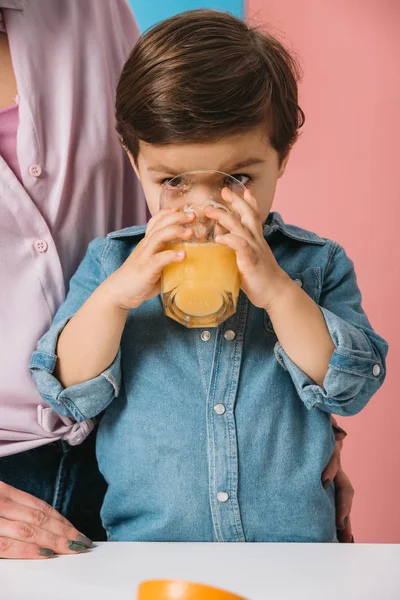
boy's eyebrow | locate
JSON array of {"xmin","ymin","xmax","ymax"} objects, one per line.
[
  {"xmin": 147, "ymin": 164, "xmax": 181, "ymax": 175},
  {"xmin": 148, "ymin": 158, "xmax": 265, "ymax": 175},
  {"xmin": 223, "ymin": 158, "xmax": 266, "ymax": 172}
]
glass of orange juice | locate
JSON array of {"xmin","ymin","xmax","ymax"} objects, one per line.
[{"xmin": 160, "ymin": 170, "xmax": 245, "ymax": 328}]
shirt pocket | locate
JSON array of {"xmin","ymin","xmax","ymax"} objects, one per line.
[{"xmin": 264, "ymin": 267, "xmax": 322, "ymax": 334}]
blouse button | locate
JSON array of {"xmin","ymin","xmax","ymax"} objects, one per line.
[
  {"xmin": 34, "ymin": 239, "xmax": 48, "ymax": 253},
  {"xmin": 29, "ymin": 164, "xmax": 42, "ymax": 178}
]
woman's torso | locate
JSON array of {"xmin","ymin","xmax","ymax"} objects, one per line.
[{"xmin": 0, "ymin": 0, "xmax": 145, "ymax": 456}]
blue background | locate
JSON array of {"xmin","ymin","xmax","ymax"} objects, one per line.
[{"xmin": 129, "ymin": 0, "xmax": 243, "ymax": 32}]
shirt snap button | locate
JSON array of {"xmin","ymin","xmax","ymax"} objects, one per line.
[
  {"xmin": 200, "ymin": 331, "xmax": 211, "ymax": 342},
  {"xmin": 294, "ymin": 278, "xmax": 303, "ymax": 288},
  {"xmin": 214, "ymin": 404, "xmax": 226, "ymax": 416},
  {"xmin": 29, "ymin": 163, "xmax": 42, "ymax": 178},
  {"xmin": 224, "ymin": 330, "xmax": 236, "ymax": 341},
  {"xmin": 34, "ymin": 239, "xmax": 48, "ymax": 253},
  {"xmin": 217, "ymin": 491, "xmax": 229, "ymax": 503},
  {"xmin": 372, "ymin": 364, "xmax": 381, "ymax": 377}
]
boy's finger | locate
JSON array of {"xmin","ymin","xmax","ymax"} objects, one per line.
[
  {"xmin": 224, "ymin": 185, "xmax": 260, "ymax": 213},
  {"xmin": 152, "ymin": 249, "xmax": 186, "ymax": 271},
  {"xmin": 220, "ymin": 189, "xmax": 263, "ymax": 237},
  {"xmin": 244, "ymin": 188, "xmax": 260, "ymax": 213},
  {"xmin": 147, "ymin": 209, "xmax": 195, "ymax": 237},
  {"xmin": 142, "ymin": 250, "xmax": 186, "ymax": 286},
  {"xmin": 215, "ymin": 233, "xmax": 255, "ymax": 265},
  {"xmin": 145, "ymin": 225, "xmax": 193, "ymax": 255},
  {"xmin": 222, "ymin": 186, "xmax": 260, "ymax": 219},
  {"xmin": 146, "ymin": 208, "xmax": 179, "ymax": 234},
  {"xmin": 205, "ymin": 206, "xmax": 254, "ymax": 242}
]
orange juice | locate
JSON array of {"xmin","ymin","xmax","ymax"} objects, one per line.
[
  {"xmin": 138, "ymin": 580, "xmax": 247, "ymax": 599},
  {"xmin": 162, "ymin": 242, "xmax": 240, "ymax": 328}
]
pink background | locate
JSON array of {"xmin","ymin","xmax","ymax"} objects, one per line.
[{"xmin": 246, "ymin": 0, "xmax": 400, "ymax": 542}]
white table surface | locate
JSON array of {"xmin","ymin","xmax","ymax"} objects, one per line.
[{"xmin": 1, "ymin": 542, "xmax": 400, "ymax": 600}]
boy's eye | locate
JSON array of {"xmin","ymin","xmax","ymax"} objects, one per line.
[
  {"xmin": 161, "ymin": 173, "xmax": 252, "ymax": 190},
  {"xmin": 161, "ymin": 177, "xmax": 184, "ymax": 188},
  {"xmin": 229, "ymin": 174, "xmax": 251, "ymax": 186}
]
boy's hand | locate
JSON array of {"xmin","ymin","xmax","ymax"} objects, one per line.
[
  {"xmin": 104, "ymin": 208, "xmax": 195, "ymax": 311},
  {"xmin": 55, "ymin": 208, "xmax": 195, "ymax": 388},
  {"xmin": 206, "ymin": 188, "xmax": 290, "ymax": 310}
]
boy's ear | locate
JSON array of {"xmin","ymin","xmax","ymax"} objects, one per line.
[{"xmin": 278, "ymin": 152, "xmax": 291, "ymax": 178}]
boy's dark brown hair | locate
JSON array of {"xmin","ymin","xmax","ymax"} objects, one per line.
[{"xmin": 116, "ymin": 9, "xmax": 304, "ymax": 163}]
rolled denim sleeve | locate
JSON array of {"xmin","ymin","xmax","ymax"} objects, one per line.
[
  {"xmin": 275, "ymin": 243, "xmax": 388, "ymax": 415},
  {"xmin": 30, "ymin": 237, "xmax": 121, "ymax": 422}
]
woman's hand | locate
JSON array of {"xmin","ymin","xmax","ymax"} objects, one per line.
[
  {"xmin": 0, "ymin": 481, "xmax": 92, "ymax": 559},
  {"xmin": 321, "ymin": 422, "xmax": 355, "ymax": 543}
]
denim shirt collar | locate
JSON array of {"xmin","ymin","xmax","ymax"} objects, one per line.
[
  {"xmin": 108, "ymin": 224, "xmax": 147, "ymax": 239},
  {"xmin": 263, "ymin": 212, "xmax": 326, "ymax": 245},
  {"xmin": 107, "ymin": 212, "xmax": 326, "ymax": 246}
]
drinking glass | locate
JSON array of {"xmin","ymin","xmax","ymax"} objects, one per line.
[{"xmin": 160, "ymin": 170, "xmax": 245, "ymax": 328}]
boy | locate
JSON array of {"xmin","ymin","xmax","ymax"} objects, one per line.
[{"xmin": 31, "ymin": 10, "xmax": 387, "ymax": 543}]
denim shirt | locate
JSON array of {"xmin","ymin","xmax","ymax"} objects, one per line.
[{"xmin": 31, "ymin": 212, "xmax": 388, "ymax": 543}]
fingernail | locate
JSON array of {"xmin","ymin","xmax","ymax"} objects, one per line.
[
  {"xmin": 323, "ymin": 478, "xmax": 332, "ymax": 490},
  {"xmin": 67, "ymin": 541, "xmax": 87, "ymax": 552},
  {"xmin": 39, "ymin": 548, "xmax": 55, "ymax": 557},
  {"xmin": 351, "ymin": 535, "xmax": 355, "ymax": 543},
  {"xmin": 338, "ymin": 516, "xmax": 349, "ymax": 531},
  {"xmin": 332, "ymin": 424, "xmax": 348, "ymax": 437},
  {"xmin": 76, "ymin": 534, "xmax": 93, "ymax": 548}
]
